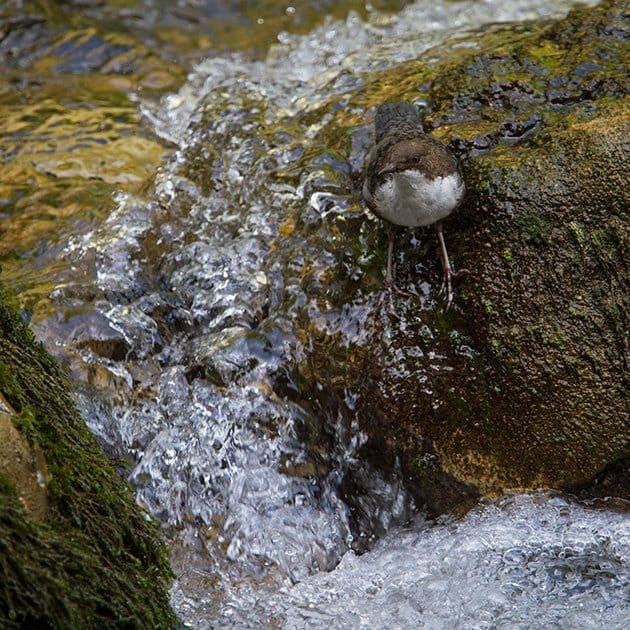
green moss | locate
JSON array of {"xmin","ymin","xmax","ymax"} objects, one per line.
[
  {"xmin": 10, "ymin": 408, "xmax": 37, "ymax": 444},
  {"xmin": 515, "ymin": 210, "xmax": 551, "ymax": 247},
  {"xmin": 413, "ymin": 453, "xmax": 439, "ymax": 479},
  {"xmin": 527, "ymin": 322, "xmax": 568, "ymax": 349},
  {"xmin": 0, "ymin": 473, "xmax": 19, "ymax": 497},
  {"xmin": 0, "ymin": 284, "xmax": 177, "ymax": 628}
]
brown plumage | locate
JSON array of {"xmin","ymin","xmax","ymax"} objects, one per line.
[{"xmin": 363, "ymin": 102, "xmax": 465, "ymax": 307}]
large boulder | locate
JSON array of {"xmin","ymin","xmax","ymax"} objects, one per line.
[{"xmin": 297, "ymin": 0, "xmax": 628, "ymax": 507}]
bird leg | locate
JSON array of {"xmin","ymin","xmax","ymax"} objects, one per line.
[
  {"xmin": 383, "ymin": 226, "xmax": 414, "ymax": 298},
  {"xmin": 380, "ymin": 228, "xmax": 399, "ymax": 316},
  {"xmin": 386, "ymin": 226, "xmax": 395, "ymax": 285},
  {"xmin": 378, "ymin": 226, "xmax": 413, "ymax": 319},
  {"xmin": 434, "ymin": 221, "xmax": 454, "ymax": 309}
]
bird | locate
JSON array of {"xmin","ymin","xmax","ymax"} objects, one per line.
[{"xmin": 362, "ymin": 101, "xmax": 465, "ymax": 308}]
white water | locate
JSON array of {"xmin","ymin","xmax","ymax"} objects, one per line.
[
  {"xmin": 46, "ymin": 0, "xmax": 629, "ymax": 628},
  {"xmin": 274, "ymin": 494, "xmax": 629, "ymax": 630}
]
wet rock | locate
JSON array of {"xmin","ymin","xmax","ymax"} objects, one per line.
[
  {"xmin": 570, "ymin": 456, "xmax": 630, "ymax": 505},
  {"xmin": 0, "ymin": 394, "xmax": 49, "ymax": 520},
  {"xmin": 35, "ymin": 309, "xmax": 131, "ymax": 361},
  {"xmin": 0, "ymin": 285, "xmax": 176, "ymax": 627},
  {"xmin": 301, "ymin": 0, "xmax": 629, "ymax": 504}
]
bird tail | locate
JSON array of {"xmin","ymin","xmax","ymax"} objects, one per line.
[{"xmin": 374, "ymin": 102, "xmax": 423, "ymax": 143}]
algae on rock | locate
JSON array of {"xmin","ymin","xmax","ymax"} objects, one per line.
[
  {"xmin": 0, "ymin": 285, "xmax": 176, "ymax": 628},
  {"xmin": 295, "ymin": 0, "xmax": 629, "ymax": 504}
]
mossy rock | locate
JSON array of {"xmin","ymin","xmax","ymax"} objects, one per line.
[
  {"xmin": 293, "ymin": 0, "xmax": 629, "ymax": 506},
  {"xmin": 0, "ymin": 286, "xmax": 176, "ymax": 628}
]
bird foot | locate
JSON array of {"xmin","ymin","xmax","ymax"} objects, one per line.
[
  {"xmin": 438, "ymin": 271, "xmax": 454, "ymax": 310},
  {"xmin": 438, "ymin": 268, "xmax": 470, "ymax": 310},
  {"xmin": 384, "ymin": 277, "xmax": 415, "ymax": 297},
  {"xmin": 378, "ymin": 284, "xmax": 400, "ymax": 319},
  {"xmin": 378, "ymin": 277, "xmax": 416, "ymax": 320}
]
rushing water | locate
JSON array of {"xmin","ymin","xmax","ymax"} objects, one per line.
[
  {"xmin": 29, "ymin": 0, "xmax": 629, "ymax": 627},
  {"xmin": 269, "ymin": 494, "xmax": 629, "ymax": 629}
]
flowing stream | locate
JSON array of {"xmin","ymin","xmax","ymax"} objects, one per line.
[{"xmin": 28, "ymin": 0, "xmax": 628, "ymax": 627}]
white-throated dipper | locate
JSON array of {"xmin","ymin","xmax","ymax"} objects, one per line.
[{"xmin": 362, "ymin": 101, "xmax": 465, "ymax": 308}]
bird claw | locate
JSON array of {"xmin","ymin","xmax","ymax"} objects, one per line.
[
  {"xmin": 378, "ymin": 283, "xmax": 401, "ymax": 319},
  {"xmin": 379, "ymin": 278, "xmax": 415, "ymax": 320},
  {"xmin": 384, "ymin": 277, "xmax": 415, "ymax": 298},
  {"xmin": 439, "ymin": 270, "xmax": 454, "ymax": 310},
  {"xmin": 438, "ymin": 268, "xmax": 469, "ymax": 310}
]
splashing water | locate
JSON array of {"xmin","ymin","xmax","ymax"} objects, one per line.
[
  {"xmin": 42, "ymin": 0, "xmax": 626, "ymax": 627},
  {"xmin": 271, "ymin": 494, "xmax": 629, "ymax": 630}
]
